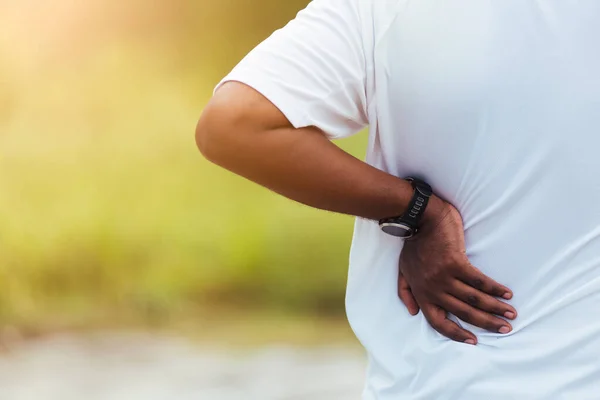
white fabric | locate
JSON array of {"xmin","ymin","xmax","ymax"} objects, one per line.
[{"xmin": 217, "ymin": 1, "xmax": 600, "ymax": 398}]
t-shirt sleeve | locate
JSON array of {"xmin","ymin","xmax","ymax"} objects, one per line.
[{"xmin": 215, "ymin": 0, "xmax": 369, "ymax": 140}]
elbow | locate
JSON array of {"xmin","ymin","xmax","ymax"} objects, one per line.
[
  {"xmin": 195, "ymin": 92, "xmax": 247, "ymax": 165},
  {"xmin": 195, "ymin": 111, "xmax": 216, "ymax": 162},
  {"xmin": 195, "ymin": 104, "xmax": 229, "ymax": 164},
  {"xmin": 196, "ymin": 82, "xmax": 269, "ymax": 165}
]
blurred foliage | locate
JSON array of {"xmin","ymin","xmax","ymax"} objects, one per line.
[{"xmin": 0, "ymin": 0, "xmax": 367, "ymax": 332}]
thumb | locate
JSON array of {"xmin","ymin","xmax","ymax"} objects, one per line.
[{"xmin": 398, "ymin": 272, "xmax": 420, "ymax": 316}]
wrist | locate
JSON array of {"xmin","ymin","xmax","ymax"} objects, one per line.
[
  {"xmin": 420, "ymin": 195, "xmax": 451, "ymax": 235},
  {"xmin": 380, "ymin": 177, "xmax": 437, "ymax": 238}
]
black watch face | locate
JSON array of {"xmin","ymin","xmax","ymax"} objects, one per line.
[{"xmin": 380, "ymin": 222, "xmax": 414, "ymax": 238}]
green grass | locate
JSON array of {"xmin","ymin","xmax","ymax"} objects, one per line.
[{"xmin": 0, "ymin": 39, "xmax": 368, "ymax": 335}]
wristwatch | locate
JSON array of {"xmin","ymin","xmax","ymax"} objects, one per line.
[{"xmin": 379, "ymin": 177, "xmax": 433, "ymax": 239}]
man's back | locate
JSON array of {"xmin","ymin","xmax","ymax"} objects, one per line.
[
  {"xmin": 202, "ymin": 0, "xmax": 600, "ymax": 398},
  {"xmin": 351, "ymin": 1, "xmax": 600, "ymax": 398}
]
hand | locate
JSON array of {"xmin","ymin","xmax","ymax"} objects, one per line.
[{"xmin": 398, "ymin": 196, "xmax": 517, "ymax": 345}]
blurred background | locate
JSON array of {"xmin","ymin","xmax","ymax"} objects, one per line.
[{"xmin": 0, "ymin": 0, "xmax": 368, "ymax": 398}]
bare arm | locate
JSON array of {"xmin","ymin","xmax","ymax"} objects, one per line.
[
  {"xmin": 196, "ymin": 82, "xmax": 517, "ymax": 344},
  {"xmin": 196, "ymin": 82, "xmax": 427, "ymax": 221}
]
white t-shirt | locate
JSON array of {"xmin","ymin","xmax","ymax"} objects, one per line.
[{"xmin": 218, "ymin": 1, "xmax": 600, "ymax": 398}]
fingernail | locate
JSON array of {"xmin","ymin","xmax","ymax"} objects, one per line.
[
  {"xmin": 504, "ymin": 311, "xmax": 516, "ymax": 319},
  {"xmin": 503, "ymin": 292, "xmax": 512, "ymax": 300},
  {"xmin": 464, "ymin": 339, "xmax": 477, "ymax": 345},
  {"xmin": 499, "ymin": 326, "xmax": 511, "ymax": 334}
]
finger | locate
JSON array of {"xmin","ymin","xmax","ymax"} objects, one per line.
[
  {"xmin": 398, "ymin": 272, "xmax": 420, "ymax": 315},
  {"xmin": 441, "ymin": 294, "xmax": 513, "ymax": 334},
  {"xmin": 422, "ymin": 304, "xmax": 477, "ymax": 345},
  {"xmin": 450, "ymin": 281, "xmax": 517, "ymax": 320},
  {"xmin": 459, "ymin": 264, "xmax": 513, "ymax": 299}
]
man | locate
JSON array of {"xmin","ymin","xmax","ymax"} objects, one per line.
[{"xmin": 196, "ymin": 1, "xmax": 600, "ymax": 398}]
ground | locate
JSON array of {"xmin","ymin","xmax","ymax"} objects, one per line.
[{"xmin": 0, "ymin": 333, "xmax": 366, "ymax": 400}]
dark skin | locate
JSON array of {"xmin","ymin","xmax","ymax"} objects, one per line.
[
  {"xmin": 398, "ymin": 203, "xmax": 516, "ymax": 344},
  {"xmin": 196, "ymin": 82, "xmax": 517, "ymax": 345}
]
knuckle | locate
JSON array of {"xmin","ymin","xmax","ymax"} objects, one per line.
[
  {"xmin": 466, "ymin": 294, "xmax": 480, "ymax": 307},
  {"xmin": 422, "ymin": 270, "xmax": 442, "ymax": 286},
  {"xmin": 471, "ymin": 277, "xmax": 485, "ymax": 290},
  {"xmin": 447, "ymin": 263, "xmax": 463, "ymax": 275},
  {"xmin": 449, "ymin": 254, "xmax": 466, "ymax": 268}
]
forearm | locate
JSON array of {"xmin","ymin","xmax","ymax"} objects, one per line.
[
  {"xmin": 196, "ymin": 82, "xmax": 443, "ymax": 222},
  {"xmin": 204, "ymin": 125, "xmax": 409, "ymax": 221}
]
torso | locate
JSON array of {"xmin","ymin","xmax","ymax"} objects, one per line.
[{"xmin": 349, "ymin": 2, "xmax": 600, "ymax": 398}]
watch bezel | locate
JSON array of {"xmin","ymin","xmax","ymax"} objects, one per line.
[{"xmin": 380, "ymin": 221, "xmax": 415, "ymax": 239}]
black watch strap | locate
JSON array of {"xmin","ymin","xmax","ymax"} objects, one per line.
[{"xmin": 379, "ymin": 177, "xmax": 433, "ymax": 238}]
